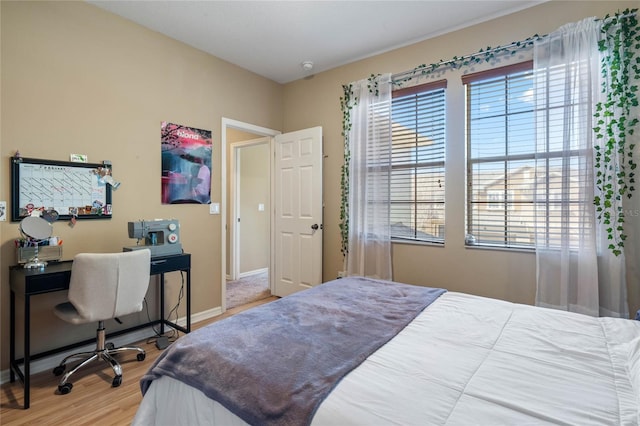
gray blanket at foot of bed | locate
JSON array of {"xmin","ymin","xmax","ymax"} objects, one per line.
[{"xmin": 140, "ymin": 277, "xmax": 446, "ymax": 426}]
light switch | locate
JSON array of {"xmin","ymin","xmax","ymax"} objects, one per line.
[
  {"xmin": 209, "ymin": 203, "xmax": 220, "ymax": 215},
  {"xmin": 258, "ymin": 203, "xmax": 265, "ymax": 212}
]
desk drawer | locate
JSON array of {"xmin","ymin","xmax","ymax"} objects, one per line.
[
  {"xmin": 150, "ymin": 253, "xmax": 190, "ymax": 275},
  {"xmin": 10, "ymin": 262, "xmax": 73, "ymax": 295},
  {"xmin": 28, "ymin": 272, "xmax": 71, "ymax": 294}
]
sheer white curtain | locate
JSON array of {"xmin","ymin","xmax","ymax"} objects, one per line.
[
  {"xmin": 345, "ymin": 74, "xmax": 393, "ymax": 280},
  {"xmin": 533, "ymin": 18, "xmax": 627, "ymax": 317}
]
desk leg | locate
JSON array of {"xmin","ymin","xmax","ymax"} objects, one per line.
[
  {"xmin": 23, "ymin": 294, "xmax": 31, "ymax": 409},
  {"xmin": 159, "ymin": 273, "xmax": 165, "ymax": 335},
  {"xmin": 10, "ymin": 290, "xmax": 15, "ymax": 383},
  {"xmin": 186, "ymin": 269, "xmax": 191, "ymax": 333}
]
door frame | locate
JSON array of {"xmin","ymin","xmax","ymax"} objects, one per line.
[
  {"xmin": 221, "ymin": 118, "xmax": 280, "ymax": 312},
  {"xmin": 229, "ymin": 137, "xmax": 270, "ymax": 282}
]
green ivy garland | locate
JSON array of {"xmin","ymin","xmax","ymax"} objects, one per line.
[
  {"xmin": 394, "ymin": 36, "xmax": 540, "ymax": 86},
  {"xmin": 593, "ymin": 8, "xmax": 639, "ymax": 257},
  {"xmin": 339, "ymin": 82, "xmax": 355, "ymax": 256}
]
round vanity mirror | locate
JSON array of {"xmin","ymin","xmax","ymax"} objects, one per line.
[{"xmin": 19, "ymin": 215, "xmax": 53, "ymax": 269}]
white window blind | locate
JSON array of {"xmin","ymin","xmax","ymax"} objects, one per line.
[
  {"xmin": 464, "ymin": 62, "xmax": 537, "ymax": 248},
  {"xmin": 391, "ymin": 80, "xmax": 446, "ymax": 243}
]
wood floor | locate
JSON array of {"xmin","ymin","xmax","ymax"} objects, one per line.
[{"xmin": 0, "ymin": 296, "xmax": 278, "ymax": 425}]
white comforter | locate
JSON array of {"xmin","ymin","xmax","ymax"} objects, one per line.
[{"xmin": 134, "ymin": 292, "xmax": 640, "ymax": 425}]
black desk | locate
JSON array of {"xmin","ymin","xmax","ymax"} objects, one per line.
[{"xmin": 9, "ymin": 252, "xmax": 191, "ymax": 409}]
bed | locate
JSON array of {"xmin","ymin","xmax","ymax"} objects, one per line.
[{"xmin": 133, "ymin": 277, "xmax": 640, "ymax": 425}]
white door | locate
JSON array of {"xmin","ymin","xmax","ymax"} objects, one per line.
[{"xmin": 273, "ymin": 127, "xmax": 323, "ymax": 297}]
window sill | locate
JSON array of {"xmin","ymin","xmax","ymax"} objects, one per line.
[
  {"xmin": 464, "ymin": 244, "xmax": 535, "ymax": 254},
  {"xmin": 391, "ymin": 239, "xmax": 444, "ymax": 248}
]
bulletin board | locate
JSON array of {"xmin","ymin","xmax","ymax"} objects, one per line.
[{"xmin": 10, "ymin": 157, "xmax": 113, "ymax": 222}]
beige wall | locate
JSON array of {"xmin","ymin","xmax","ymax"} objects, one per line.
[
  {"xmin": 239, "ymin": 143, "xmax": 270, "ymax": 273},
  {"xmin": 0, "ymin": 1, "xmax": 283, "ymax": 369},
  {"xmin": 282, "ymin": 0, "xmax": 640, "ymax": 314}
]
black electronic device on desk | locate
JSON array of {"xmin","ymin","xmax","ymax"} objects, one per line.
[{"xmin": 124, "ymin": 219, "xmax": 182, "ymax": 257}]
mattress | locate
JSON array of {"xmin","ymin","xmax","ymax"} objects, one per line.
[{"xmin": 133, "ymin": 291, "xmax": 640, "ymax": 425}]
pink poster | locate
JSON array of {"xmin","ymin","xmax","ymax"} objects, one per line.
[{"xmin": 161, "ymin": 122, "xmax": 212, "ymax": 204}]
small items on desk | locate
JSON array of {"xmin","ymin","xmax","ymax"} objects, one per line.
[
  {"xmin": 15, "ymin": 236, "xmax": 62, "ymax": 247},
  {"xmin": 16, "ymin": 214, "xmax": 62, "ymax": 268},
  {"xmin": 15, "ymin": 240, "xmax": 63, "ymax": 266}
]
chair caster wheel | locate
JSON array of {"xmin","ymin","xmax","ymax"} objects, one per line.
[
  {"xmin": 137, "ymin": 353, "xmax": 146, "ymax": 361},
  {"xmin": 58, "ymin": 383, "xmax": 73, "ymax": 394},
  {"xmin": 106, "ymin": 342, "xmax": 115, "ymax": 350},
  {"xmin": 112, "ymin": 375, "xmax": 122, "ymax": 387},
  {"xmin": 53, "ymin": 365, "xmax": 65, "ymax": 376}
]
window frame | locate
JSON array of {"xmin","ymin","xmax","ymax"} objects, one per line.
[
  {"xmin": 390, "ymin": 79, "xmax": 447, "ymax": 244},
  {"xmin": 463, "ymin": 61, "xmax": 537, "ymax": 249}
]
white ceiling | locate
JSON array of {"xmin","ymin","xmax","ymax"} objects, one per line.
[{"xmin": 88, "ymin": 0, "xmax": 546, "ymax": 84}]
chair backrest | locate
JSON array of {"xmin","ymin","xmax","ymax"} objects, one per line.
[{"xmin": 68, "ymin": 250, "xmax": 151, "ymax": 322}]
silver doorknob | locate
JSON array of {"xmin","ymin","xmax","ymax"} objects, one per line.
[{"xmin": 311, "ymin": 224, "xmax": 323, "ymax": 230}]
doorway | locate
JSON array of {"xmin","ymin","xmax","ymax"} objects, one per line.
[
  {"xmin": 221, "ymin": 118, "xmax": 280, "ymax": 312},
  {"xmin": 221, "ymin": 119, "xmax": 324, "ymax": 310},
  {"xmin": 229, "ymin": 138, "xmax": 269, "ymax": 280}
]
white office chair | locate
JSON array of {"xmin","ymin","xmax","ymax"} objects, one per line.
[{"xmin": 52, "ymin": 249, "xmax": 151, "ymax": 395}]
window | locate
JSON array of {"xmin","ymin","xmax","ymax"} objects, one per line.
[
  {"xmin": 390, "ymin": 81, "xmax": 446, "ymax": 243},
  {"xmin": 465, "ymin": 60, "xmax": 592, "ymax": 250},
  {"xmin": 464, "ymin": 62, "xmax": 536, "ymax": 248}
]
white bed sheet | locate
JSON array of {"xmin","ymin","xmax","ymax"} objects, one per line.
[{"xmin": 133, "ymin": 292, "xmax": 640, "ymax": 425}]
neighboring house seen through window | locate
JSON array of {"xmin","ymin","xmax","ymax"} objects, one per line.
[
  {"xmin": 390, "ymin": 80, "xmax": 446, "ymax": 243},
  {"xmin": 464, "ymin": 62, "xmax": 537, "ymax": 249}
]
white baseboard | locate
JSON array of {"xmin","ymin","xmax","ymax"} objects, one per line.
[
  {"xmin": 237, "ymin": 267, "xmax": 268, "ymax": 279},
  {"xmin": 0, "ymin": 307, "xmax": 223, "ymax": 385},
  {"xmin": 190, "ymin": 306, "xmax": 222, "ymax": 324}
]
